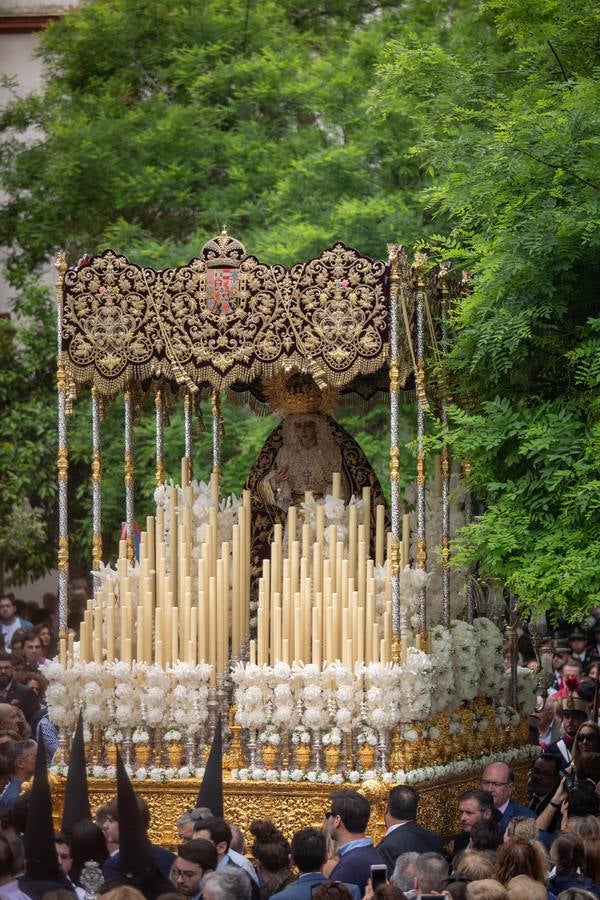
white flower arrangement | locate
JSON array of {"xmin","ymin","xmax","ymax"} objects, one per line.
[
  {"xmin": 473, "ymin": 617, "xmax": 505, "ymax": 699},
  {"xmin": 259, "ymin": 725, "xmax": 281, "ymax": 746},
  {"xmin": 322, "ymin": 726, "xmax": 343, "ymax": 746},
  {"xmin": 164, "ymin": 727, "xmax": 182, "ymax": 742},
  {"xmin": 105, "ymin": 726, "xmax": 123, "ymax": 743},
  {"xmin": 291, "ymin": 726, "xmax": 311, "ymax": 745},
  {"xmin": 399, "ymin": 647, "xmax": 434, "ymax": 722},
  {"xmin": 232, "ymin": 662, "xmax": 270, "ymax": 730},
  {"xmin": 428, "ymin": 625, "xmax": 455, "ymax": 713},
  {"xmin": 361, "ymin": 662, "xmax": 402, "ymax": 730},
  {"xmin": 356, "ymin": 726, "xmax": 378, "ymax": 746},
  {"xmin": 505, "ymin": 666, "xmax": 538, "ymax": 715},
  {"xmin": 450, "ymin": 620, "xmax": 480, "ymax": 704},
  {"xmin": 132, "ymin": 726, "xmax": 150, "ymax": 744}
]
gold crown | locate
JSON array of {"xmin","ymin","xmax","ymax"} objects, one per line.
[
  {"xmin": 262, "ymin": 372, "xmax": 338, "ymax": 417},
  {"xmin": 201, "ymin": 227, "xmax": 247, "ymax": 267}
]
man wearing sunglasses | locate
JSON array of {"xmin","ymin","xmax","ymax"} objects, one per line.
[{"xmin": 324, "ymin": 791, "xmax": 384, "ymax": 896}]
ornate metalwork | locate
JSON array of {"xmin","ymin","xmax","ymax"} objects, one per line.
[
  {"xmin": 56, "ymin": 253, "xmax": 68, "ymax": 632},
  {"xmin": 387, "ymin": 244, "xmax": 401, "ymax": 641},
  {"xmin": 60, "ymin": 237, "xmax": 399, "ymax": 398},
  {"xmin": 184, "ymin": 391, "xmax": 193, "ymax": 473},
  {"xmin": 414, "ymin": 256, "xmax": 427, "ymax": 634},
  {"xmin": 212, "ymin": 390, "xmax": 221, "ymax": 475},
  {"xmin": 124, "ymin": 391, "xmax": 135, "ymax": 561},
  {"xmin": 91, "ymin": 389, "xmax": 102, "ymax": 580},
  {"xmin": 155, "ymin": 389, "xmax": 165, "ymax": 485}
]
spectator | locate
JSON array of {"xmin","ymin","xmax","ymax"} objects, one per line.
[
  {"xmin": 249, "ymin": 820, "xmax": 294, "ymax": 898},
  {"xmin": 0, "ymin": 833, "xmax": 29, "ymax": 900},
  {"xmin": 481, "ymin": 763, "xmax": 535, "ymax": 834},
  {"xmin": 202, "ymin": 867, "xmax": 252, "ymax": 900},
  {"xmin": 466, "ymin": 880, "xmax": 507, "ymax": 900},
  {"xmin": 325, "ymin": 791, "xmax": 383, "ymax": 895},
  {"xmin": 453, "ymin": 850, "xmax": 495, "ymax": 882},
  {"xmin": 271, "ymin": 827, "xmax": 360, "ymax": 900},
  {"xmin": 505, "ymin": 875, "xmax": 547, "ymax": 900},
  {"xmin": 22, "ymin": 635, "xmax": 44, "ymax": 670},
  {"xmin": 0, "ymin": 655, "xmax": 39, "ymax": 724},
  {"xmin": 376, "ymin": 786, "xmax": 443, "ymax": 877},
  {"xmin": 176, "ymin": 808, "xmax": 212, "ymax": 844},
  {"xmin": 414, "ymin": 853, "xmax": 448, "ymax": 897},
  {"xmin": 469, "ymin": 820, "xmax": 502, "ymax": 852},
  {"xmin": 548, "ymin": 833, "xmax": 600, "ymax": 898},
  {"xmin": 492, "ymin": 837, "xmax": 548, "ymax": 889},
  {"xmin": 311, "ymin": 885, "xmax": 353, "ymax": 900},
  {"xmin": 391, "ymin": 851, "xmax": 418, "ymax": 896},
  {"xmin": 171, "ymin": 837, "xmax": 217, "ymax": 898},
  {"xmin": 452, "ymin": 790, "xmax": 495, "ymax": 856},
  {"xmin": 193, "ymin": 816, "xmax": 259, "ymax": 898},
  {"xmin": 583, "ymin": 835, "xmax": 600, "ymax": 887},
  {"xmin": 0, "ymin": 598, "xmax": 32, "ymax": 650},
  {"xmin": 100, "ymin": 795, "xmax": 175, "ymax": 882},
  {"xmin": 0, "ymin": 740, "xmax": 36, "ymax": 808}
]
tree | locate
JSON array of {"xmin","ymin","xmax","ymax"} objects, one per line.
[
  {"xmin": 0, "ymin": 0, "xmax": 423, "ymax": 580},
  {"xmin": 373, "ymin": 0, "xmax": 600, "ymax": 620}
]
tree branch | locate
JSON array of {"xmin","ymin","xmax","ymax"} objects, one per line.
[{"xmin": 514, "ymin": 145, "xmax": 600, "ymax": 192}]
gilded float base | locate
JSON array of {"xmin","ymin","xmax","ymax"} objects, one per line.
[{"xmin": 51, "ymin": 758, "xmax": 531, "ymax": 849}]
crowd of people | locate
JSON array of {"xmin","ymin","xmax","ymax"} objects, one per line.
[{"xmin": 1, "ymin": 589, "xmax": 600, "ymax": 900}]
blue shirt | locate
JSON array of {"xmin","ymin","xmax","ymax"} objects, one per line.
[{"xmin": 339, "ymin": 837, "xmax": 374, "ymax": 856}]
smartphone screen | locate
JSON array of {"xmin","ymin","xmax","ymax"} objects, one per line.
[{"xmin": 371, "ymin": 864, "xmax": 388, "ymax": 888}]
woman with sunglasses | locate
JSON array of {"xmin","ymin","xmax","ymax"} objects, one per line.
[{"xmin": 573, "ymin": 723, "xmax": 600, "ymax": 769}]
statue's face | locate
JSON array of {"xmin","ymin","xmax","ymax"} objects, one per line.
[{"xmin": 295, "ymin": 417, "xmax": 317, "ymax": 449}]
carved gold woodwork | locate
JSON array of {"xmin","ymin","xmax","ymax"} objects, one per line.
[{"xmin": 50, "ymin": 758, "xmax": 532, "ymax": 850}]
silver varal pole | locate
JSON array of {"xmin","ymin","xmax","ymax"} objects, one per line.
[
  {"xmin": 155, "ymin": 389, "xmax": 165, "ymax": 485},
  {"xmin": 124, "ymin": 390, "xmax": 135, "ymax": 561},
  {"xmin": 415, "ymin": 254, "xmax": 427, "ymax": 636},
  {"xmin": 55, "ymin": 252, "xmax": 69, "ymax": 662},
  {"xmin": 184, "ymin": 391, "xmax": 193, "ymax": 477},
  {"xmin": 212, "ymin": 390, "xmax": 222, "ymax": 474},
  {"xmin": 387, "ymin": 245, "xmax": 402, "ymax": 662},
  {"xmin": 91, "ymin": 388, "xmax": 103, "ymax": 596}
]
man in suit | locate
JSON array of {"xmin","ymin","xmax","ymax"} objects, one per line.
[
  {"xmin": 272, "ymin": 827, "xmax": 360, "ymax": 900},
  {"xmin": 376, "ymin": 785, "xmax": 443, "ymax": 877},
  {"xmin": 481, "ymin": 762, "xmax": 535, "ymax": 834},
  {"xmin": 448, "ymin": 789, "xmax": 495, "ymax": 856}
]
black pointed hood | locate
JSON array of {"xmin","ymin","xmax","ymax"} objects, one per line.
[
  {"xmin": 61, "ymin": 710, "xmax": 91, "ymax": 834},
  {"xmin": 115, "ymin": 749, "xmax": 153, "ymax": 878},
  {"xmin": 196, "ymin": 713, "xmax": 223, "ymax": 817},
  {"xmin": 23, "ymin": 732, "xmax": 61, "ymax": 881}
]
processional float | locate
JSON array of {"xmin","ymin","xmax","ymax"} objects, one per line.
[{"xmin": 48, "ymin": 231, "xmax": 538, "ymax": 840}]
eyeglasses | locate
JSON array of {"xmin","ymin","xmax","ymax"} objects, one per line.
[
  {"xmin": 481, "ymin": 779, "xmax": 510, "ymax": 788},
  {"xmin": 172, "ymin": 866, "xmax": 200, "ymax": 880},
  {"xmin": 324, "ymin": 811, "xmax": 337, "ymax": 820},
  {"xmin": 579, "ymin": 733, "xmax": 597, "ymax": 743}
]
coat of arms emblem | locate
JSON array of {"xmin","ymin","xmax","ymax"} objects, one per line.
[{"xmin": 205, "ymin": 268, "xmax": 241, "ymax": 316}]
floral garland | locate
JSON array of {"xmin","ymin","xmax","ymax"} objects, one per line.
[{"xmin": 231, "ymin": 742, "xmax": 540, "ymax": 785}]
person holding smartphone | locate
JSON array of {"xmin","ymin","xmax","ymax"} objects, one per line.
[{"xmin": 325, "ymin": 792, "xmax": 385, "ymax": 896}]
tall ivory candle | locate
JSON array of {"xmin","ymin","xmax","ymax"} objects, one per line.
[
  {"xmin": 155, "ymin": 607, "xmax": 162, "ymax": 666},
  {"xmin": 294, "ymin": 604, "xmax": 302, "ymax": 663},
  {"xmin": 332, "ymin": 471, "xmax": 341, "ymax": 499},
  {"xmin": 316, "ymin": 504, "xmax": 325, "ymax": 548},
  {"xmin": 326, "ymin": 606, "xmax": 334, "ymax": 663},
  {"xmin": 249, "ymin": 639, "xmax": 257, "ymax": 666},
  {"xmin": 375, "ymin": 505, "xmax": 385, "ymax": 567},
  {"xmin": 348, "ymin": 503, "xmax": 357, "ymax": 581},
  {"xmin": 402, "ymin": 513, "xmax": 411, "ymax": 567},
  {"xmin": 189, "ymin": 607, "xmax": 197, "ymax": 665},
  {"xmin": 171, "ymin": 607, "xmax": 179, "ymax": 663},
  {"xmin": 287, "ymin": 506, "xmax": 297, "ymax": 557}
]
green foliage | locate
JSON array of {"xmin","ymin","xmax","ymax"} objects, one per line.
[{"xmin": 373, "ymin": 0, "xmax": 600, "ymax": 619}]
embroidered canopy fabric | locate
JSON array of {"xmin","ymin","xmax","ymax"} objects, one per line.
[{"xmin": 60, "ymin": 232, "xmax": 416, "ymax": 399}]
